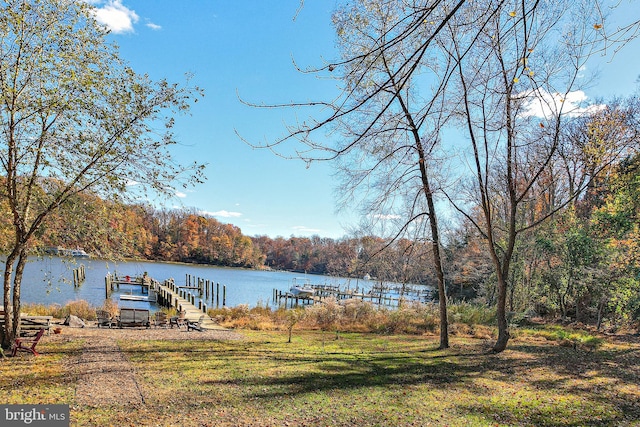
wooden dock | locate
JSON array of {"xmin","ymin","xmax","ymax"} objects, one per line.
[
  {"xmin": 274, "ymin": 283, "xmax": 434, "ymax": 308},
  {"xmin": 153, "ymin": 279, "xmax": 223, "ymax": 330}
]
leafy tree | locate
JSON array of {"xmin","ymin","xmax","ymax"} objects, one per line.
[{"xmin": 0, "ymin": 0, "xmax": 204, "ymax": 348}]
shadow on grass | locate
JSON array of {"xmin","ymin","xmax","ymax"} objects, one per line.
[
  {"xmin": 0, "ymin": 340, "xmax": 82, "ymax": 394},
  {"xmin": 64, "ymin": 331, "xmax": 640, "ymax": 426}
]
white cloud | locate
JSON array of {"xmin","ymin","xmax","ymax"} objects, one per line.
[
  {"xmin": 518, "ymin": 89, "xmax": 606, "ymax": 119},
  {"xmin": 92, "ymin": 0, "xmax": 139, "ymax": 34},
  {"xmin": 175, "ymin": 191, "xmax": 186, "ymax": 198},
  {"xmin": 292, "ymin": 226, "xmax": 322, "ymax": 234},
  {"xmin": 146, "ymin": 22, "xmax": 162, "ymax": 31},
  {"xmin": 203, "ymin": 210, "xmax": 243, "ymax": 218}
]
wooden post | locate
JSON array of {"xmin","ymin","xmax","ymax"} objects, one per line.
[
  {"xmin": 216, "ymin": 283, "xmax": 220, "ymax": 308},
  {"xmin": 223, "ymin": 285, "xmax": 226, "ymax": 307}
]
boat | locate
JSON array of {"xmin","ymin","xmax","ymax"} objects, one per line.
[
  {"xmin": 43, "ymin": 246, "xmax": 90, "ymax": 258},
  {"xmin": 69, "ymin": 249, "xmax": 90, "ymax": 258},
  {"xmin": 289, "ymin": 278, "xmax": 315, "ymax": 297}
]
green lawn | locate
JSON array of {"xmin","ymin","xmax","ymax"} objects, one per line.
[{"xmin": 2, "ymin": 329, "xmax": 639, "ymax": 426}]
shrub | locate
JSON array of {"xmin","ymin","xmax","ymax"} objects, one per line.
[
  {"xmin": 101, "ymin": 299, "xmax": 119, "ymax": 318},
  {"xmin": 305, "ymin": 298, "xmax": 344, "ymax": 337},
  {"xmin": 20, "ymin": 303, "xmax": 56, "ymax": 316},
  {"xmin": 448, "ymin": 302, "xmax": 495, "ymax": 326},
  {"xmin": 341, "ymin": 299, "xmax": 378, "ymax": 331},
  {"xmin": 62, "ymin": 300, "xmax": 96, "ymax": 320}
]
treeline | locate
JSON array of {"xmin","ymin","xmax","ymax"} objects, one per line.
[
  {"xmin": 5, "ymin": 193, "xmax": 439, "ymax": 282},
  {"xmin": 1, "ymin": 148, "xmax": 639, "ymax": 328}
]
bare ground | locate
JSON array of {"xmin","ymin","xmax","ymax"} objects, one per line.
[{"xmin": 47, "ymin": 323, "xmax": 243, "ymax": 407}]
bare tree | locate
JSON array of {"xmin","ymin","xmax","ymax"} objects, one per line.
[
  {"xmin": 440, "ymin": 0, "xmax": 638, "ymax": 351},
  {"xmin": 240, "ymin": 0, "xmax": 477, "ymax": 349},
  {"xmin": 241, "ymin": 0, "xmax": 637, "ymax": 353}
]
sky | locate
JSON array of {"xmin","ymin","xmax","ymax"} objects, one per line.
[{"xmin": 87, "ymin": 0, "xmax": 640, "ymax": 239}]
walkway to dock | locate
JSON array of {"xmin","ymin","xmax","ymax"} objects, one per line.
[
  {"xmin": 75, "ymin": 337, "xmax": 144, "ymax": 407},
  {"xmin": 66, "ymin": 324, "xmax": 243, "ymax": 407},
  {"xmin": 154, "ymin": 279, "xmax": 223, "ymax": 330}
]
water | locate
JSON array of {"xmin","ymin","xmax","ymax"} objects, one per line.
[{"xmin": 3, "ymin": 256, "xmax": 394, "ymax": 310}]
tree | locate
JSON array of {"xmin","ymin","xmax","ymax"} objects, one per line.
[
  {"xmin": 244, "ymin": 1, "xmax": 638, "ymax": 352},
  {"xmin": 242, "ymin": 0, "xmax": 472, "ymax": 350},
  {"xmin": 0, "ymin": 0, "xmax": 204, "ymax": 348},
  {"xmin": 440, "ymin": 1, "xmax": 638, "ymax": 352}
]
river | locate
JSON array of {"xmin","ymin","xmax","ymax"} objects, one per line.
[{"xmin": 3, "ymin": 256, "xmax": 389, "ymax": 310}]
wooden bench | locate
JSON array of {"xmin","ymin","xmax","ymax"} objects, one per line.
[
  {"xmin": 0, "ymin": 311, "xmax": 53, "ymax": 335},
  {"xmin": 117, "ymin": 308, "xmax": 150, "ymax": 328},
  {"xmin": 20, "ymin": 316, "xmax": 53, "ymax": 335}
]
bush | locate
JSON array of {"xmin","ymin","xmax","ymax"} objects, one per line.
[
  {"xmin": 448, "ymin": 302, "xmax": 495, "ymax": 326},
  {"xmin": 305, "ymin": 298, "xmax": 344, "ymax": 333},
  {"xmin": 21, "ymin": 300, "xmax": 97, "ymax": 320},
  {"xmin": 20, "ymin": 303, "xmax": 56, "ymax": 316},
  {"xmin": 101, "ymin": 299, "xmax": 119, "ymax": 318},
  {"xmin": 341, "ymin": 299, "xmax": 378, "ymax": 332},
  {"xmin": 62, "ymin": 300, "xmax": 96, "ymax": 320},
  {"xmin": 208, "ymin": 304, "xmax": 278, "ymax": 330}
]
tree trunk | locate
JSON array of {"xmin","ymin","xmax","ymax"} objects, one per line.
[
  {"xmin": 493, "ymin": 271, "xmax": 510, "ymax": 352},
  {"xmin": 418, "ymin": 151, "xmax": 448, "ymax": 349},
  {"xmin": 391, "ymin": 69, "xmax": 449, "ymax": 349},
  {"xmin": 596, "ymin": 298, "xmax": 605, "ymax": 331},
  {"xmin": 2, "ymin": 245, "xmax": 28, "ymax": 349},
  {"xmin": 2, "ymin": 253, "xmax": 17, "ymax": 350},
  {"xmin": 12, "ymin": 252, "xmax": 27, "ymax": 341}
]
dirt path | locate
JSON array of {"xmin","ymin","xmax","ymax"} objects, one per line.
[
  {"xmin": 74, "ymin": 337, "xmax": 145, "ymax": 407},
  {"xmin": 51, "ymin": 324, "xmax": 243, "ymax": 407}
]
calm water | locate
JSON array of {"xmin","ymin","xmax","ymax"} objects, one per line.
[{"xmin": 4, "ymin": 256, "xmax": 382, "ymax": 310}]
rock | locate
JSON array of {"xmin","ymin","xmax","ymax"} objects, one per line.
[{"xmin": 65, "ymin": 314, "xmax": 86, "ymax": 328}]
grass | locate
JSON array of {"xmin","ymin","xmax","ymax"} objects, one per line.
[
  {"xmin": 0, "ymin": 339, "xmax": 81, "ymax": 405},
  {"xmin": 2, "ymin": 327, "xmax": 639, "ymax": 426}
]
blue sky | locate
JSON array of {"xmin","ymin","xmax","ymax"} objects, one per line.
[{"xmin": 89, "ymin": 0, "xmax": 640, "ymax": 239}]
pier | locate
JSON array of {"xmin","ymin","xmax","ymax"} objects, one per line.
[
  {"xmin": 73, "ymin": 264, "xmax": 86, "ymax": 287},
  {"xmin": 104, "ymin": 273, "xmax": 151, "ymax": 299},
  {"xmin": 274, "ymin": 283, "xmax": 434, "ymax": 308},
  {"xmin": 153, "ymin": 279, "xmax": 223, "ymax": 329},
  {"xmin": 104, "ymin": 273, "xmax": 226, "ymax": 329}
]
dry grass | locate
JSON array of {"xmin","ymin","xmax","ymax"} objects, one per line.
[
  {"xmin": 1, "ymin": 323, "xmax": 639, "ymax": 426},
  {"xmin": 207, "ymin": 299, "xmax": 497, "ymax": 338}
]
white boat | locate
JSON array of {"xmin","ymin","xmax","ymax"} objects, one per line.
[
  {"xmin": 70, "ymin": 249, "xmax": 90, "ymax": 258},
  {"xmin": 289, "ymin": 278, "xmax": 315, "ymax": 297}
]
